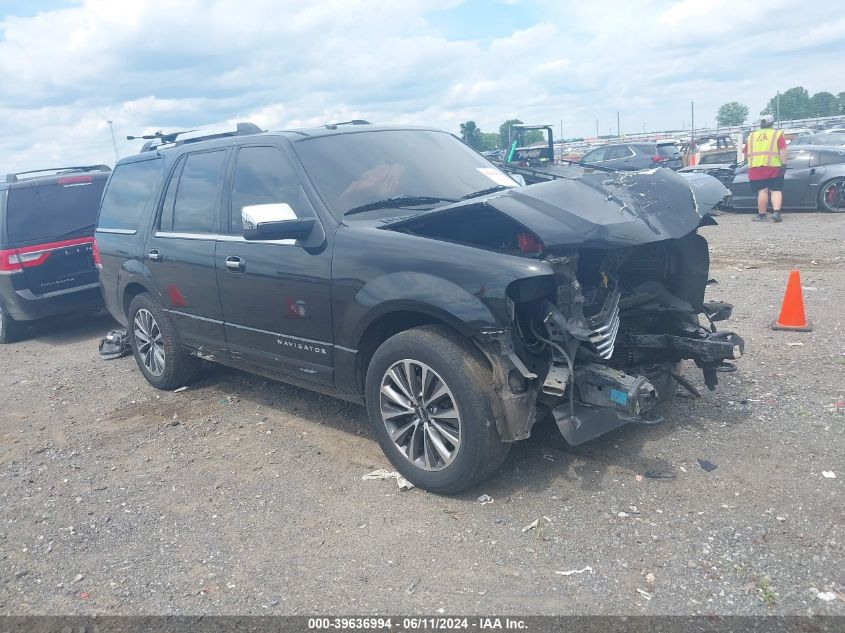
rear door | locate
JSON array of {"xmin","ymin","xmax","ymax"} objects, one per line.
[
  {"xmin": 144, "ymin": 149, "xmax": 228, "ymax": 352},
  {"xmin": 215, "ymin": 144, "xmax": 335, "ymax": 386},
  {"xmin": 4, "ymin": 174, "xmax": 106, "ymax": 296}
]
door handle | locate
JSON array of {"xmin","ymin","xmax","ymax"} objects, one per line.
[
  {"xmin": 810, "ymin": 168, "xmax": 815, "ymax": 175},
  {"xmin": 225, "ymin": 256, "xmax": 245, "ymax": 271},
  {"xmin": 148, "ymin": 249, "xmax": 161, "ymax": 262}
]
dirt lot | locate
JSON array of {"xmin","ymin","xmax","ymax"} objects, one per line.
[{"xmin": 1, "ymin": 211, "xmax": 843, "ymax": 616}]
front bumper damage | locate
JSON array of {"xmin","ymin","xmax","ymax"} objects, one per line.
[{"xmin": 474, "ymin": 236, "xmax": 745, "ymax": 447}]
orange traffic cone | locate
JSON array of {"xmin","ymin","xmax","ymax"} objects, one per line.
[{"xmin": 772, "ymin": 270, "xmax": 812, "ymax": 331}]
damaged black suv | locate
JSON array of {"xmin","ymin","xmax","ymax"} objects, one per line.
[{"xmin": 96, "ymin": 122, "xmax": 743, "ymax": 493}]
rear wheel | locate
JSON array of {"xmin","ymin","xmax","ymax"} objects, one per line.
[
  {"xmin": 365, "ymin": 325, "xmax": 510, "ymax": 494},
  {"xmin": 128, "ymin": 293, "xmax": 200, "ymax": 390},
  {"xmin": 819, "ymin": 178, "xmax": 845, "ymax": 212},
  {"xmin": 0, "ymin": 304, "xmax": 22, "ymax": 344}
]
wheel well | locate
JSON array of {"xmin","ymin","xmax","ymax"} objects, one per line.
[
  {"xmin": 819, "ymin": 177, "xmax": 845, "ymax": 208},
  {"xmin": 122, "ymin": 282, "xmax": 148, "ymax": 318},
  {"xmin": 355, "ymin": 311, "xmax": 466, "ymax": 392}
]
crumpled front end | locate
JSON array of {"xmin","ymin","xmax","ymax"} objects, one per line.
[
  {"xmin": 385, "ymin": 169, "xmax": 743, "ymax": 445},
  {"xmin": 515, "ymin": 232, "xmax": 743, "ymax": 445}
]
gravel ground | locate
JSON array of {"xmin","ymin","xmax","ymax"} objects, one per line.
[{"xmin": 0, "ymin": 211, "xmax": 843, "ymax": 616}]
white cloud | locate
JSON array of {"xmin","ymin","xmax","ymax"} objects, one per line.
[{"xmin": 0, "ymin": 0, "xmax": 842, "ymax": 172}]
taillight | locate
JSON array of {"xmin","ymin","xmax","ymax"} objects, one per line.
[
  {"xmin": 57, "ymin": 175, "xmax": 93, "ymax": 185},
  {"xmin": 651, "ymin": 155, "xmax": 669, "ymax": 163},
  {"xmin": 92, "ymin": 238, "xmax": 102, "ymax": 269},
  {"xmin": 0, "ymin": 248, "xmax": 23, "ymax": 273},
  {"xmin": 517, "ymin": 232, "xmax": 544, "ymax": 254}
]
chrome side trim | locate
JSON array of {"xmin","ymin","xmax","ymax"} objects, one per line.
[
  {"xmin": 96, "ymin": 228, "xmax": 137, "ymax": 235},
  {"xmin": 154, "ymin": 231, "xmax": 217, "ymax": 240}
]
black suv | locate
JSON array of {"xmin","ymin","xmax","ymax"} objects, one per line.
[
  {"xmin": 0, "ymin": 165, "xmax": 110, "ymax": 342},
  {"xmin": 96, "ymin": 122, "xmax": 743, "ymax": 493}
]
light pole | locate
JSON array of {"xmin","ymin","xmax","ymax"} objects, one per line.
[{"xmin": 107, "ymin": 120, "xmax": 119, "ymax": 163}]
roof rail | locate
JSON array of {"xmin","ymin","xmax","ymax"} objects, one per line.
[
  {"xmin": 324, "ymin": 119, "xmax": 370, "ymax": 130},
  {"xmin": 128, "ymin": 122, "xmax": 264, "ymax": 152},
  {"xmin": 4, "ymin": 164, "xmax": 111, "ymax": 183}
]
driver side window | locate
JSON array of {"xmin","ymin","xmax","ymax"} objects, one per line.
[{"xmin": 228, "ymin": 146, "xmax": 311, "ymax": 234}]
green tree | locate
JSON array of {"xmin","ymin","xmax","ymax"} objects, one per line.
[
  {"xmin": 810, "ymin": 91, "xmax": 839, "ymax": 117},
  {"xmin": 839, "ymin": 92, "xmax": 845, "ymax": 115},
  {"xmin": 761, "ymin": 86, "xmax": 811, "ymax": 120},
  {"xmin": 499, "ymin": 119, "xmax": 523, "ymax": 147},
  {"xmin": 716, "ymin": 101, "xmax": 749, "ymax": 127},
  {"xmin": 477, "ymin": 132, "xmax": 500, "ymax": 151},
  {"xmin": 459, "ymin": 120, "xmax": 482, "ymax": 149}
]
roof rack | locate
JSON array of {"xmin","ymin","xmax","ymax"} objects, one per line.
[
  {"xmin": 324, "ymin": 120, "xmax": 370, "ymax": 130},
  {"xmin": 4, "ymin": 164, "xmax": 111, "ymax": 183},
  {"xmin": 129, "ymin": 122, "xmax": 264, "ymax": 152}
]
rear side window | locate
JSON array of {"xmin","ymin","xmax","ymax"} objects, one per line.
[
  {"xmin": 657, "ymin": 144, "xmax": 679, "ymax": 156},
  {"xmin": 6, "ymin": 176, "xmax": 107, "ymax": 244},
  {"xmin": 98, "ymin": 160, "xmax": 162, "ymax": 232},
  {"xmin": 633, "ymin": 144, "xmax": 657, "ymax": 154},
  {"xmin": 818, "ymin": 150, "xmax": 845, "ymax": 165},
  {"xmin": 162, "ymin": 150, "xmax": 226, "ymax": 234}
]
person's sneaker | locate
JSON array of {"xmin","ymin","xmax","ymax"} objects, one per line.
[
  {"xmin": 771, "ymin": 211, "xmax": 783, "ymax": 222},
  {"xmin": 752, "ymin": 213, "xmax": 767, "ymax": 222}
]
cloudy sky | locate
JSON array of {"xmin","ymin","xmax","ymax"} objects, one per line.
[{"xmin": 1, "ymin": 0, "xmax": 842, "ymax": 172}]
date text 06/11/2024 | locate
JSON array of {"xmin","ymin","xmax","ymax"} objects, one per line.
[{"xmin": 307, "ymin": 617, "xmax": 528, "ymax": 630}]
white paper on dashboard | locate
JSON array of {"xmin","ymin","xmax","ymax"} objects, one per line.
[{"xmin": 476, "ymin": 167, "xmax": 518, "ymax": 188}]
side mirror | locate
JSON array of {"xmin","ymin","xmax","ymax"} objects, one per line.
[
  {"xmin": 244, "ymin": 217, "xmax": 315, "ymax": 241},
  {"xmin": 242, "ymin": 203, "xmax": 315, "ymax": 241}
]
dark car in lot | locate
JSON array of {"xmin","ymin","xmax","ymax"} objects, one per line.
[
  {"xmin": 580, "ymin": 142, "xmax": 682, "ymax": 170},
  {"xmin": 681, "ymin": 146, "xmax": 845, "ymax": 212},
  {"xmin": 0, "ymin": 165, "xmax": 110, "ymax": 342},
  {"xmin": 96, "ymin": 122, "xmax": 743, "ymax": 493}
]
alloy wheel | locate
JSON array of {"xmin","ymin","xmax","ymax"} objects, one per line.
[
  {"xmin": 134, "ymin": 308, "xmax": 166, "ymax": 376},
  {"xmin": 822, "ymin": 179, "xmax": 845, "ymax": 212},
  {"xmin": 379, "ymin": 359, "xmax": 462, "ymax": 471}
]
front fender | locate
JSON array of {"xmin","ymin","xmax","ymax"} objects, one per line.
[{"xmin": 342, "ymin": 272, "xmax": 498, "ymax": 347}]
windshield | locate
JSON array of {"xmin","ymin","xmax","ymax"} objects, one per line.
[{"xmin": 294, "ymin": 129, "xmax": 517, "ymax": 217}]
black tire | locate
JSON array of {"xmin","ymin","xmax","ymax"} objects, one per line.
[
  {"xmin": 365, "ymin": 325, "xmax": 510, "ymax": 494},
  {"xmin": 0, "ymin": 303, "xmax": 22, "ymax": 344},
  {"xmin": 128, "ymin": 293, "xmax": 200, "ymax": 390},
  {"xmin": 818, "ymin": 178, "xmax": 845, "ymax": 213}
]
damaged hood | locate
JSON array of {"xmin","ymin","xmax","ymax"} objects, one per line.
[{"xmin": 387, "ymin": 168, "xmax": 727, "ymax": 250}]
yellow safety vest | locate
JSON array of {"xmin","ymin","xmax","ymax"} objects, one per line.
[{"xmin": 746, "ymin": 128, "xmax": 783, "ymax": 168}]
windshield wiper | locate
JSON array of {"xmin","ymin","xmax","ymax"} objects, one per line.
[
  {"xmin": 344, "ymin": 195, "xmax": 457, "ymax": 216},
  {"xmin": 460, "ymin": 185, "xmax": 512, "ymax": 200}
]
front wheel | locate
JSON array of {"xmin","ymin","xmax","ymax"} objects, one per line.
[
  {"xmin": 365, "ymin": 325, "xmax": 510, "ymax": 494},
  {"xmin": 819, "ymin": 178, "xmax": 845, "ymax": 212},
  {"xmin": 128, "ymin": 293, "xmax": 200, "ymax": 390}
]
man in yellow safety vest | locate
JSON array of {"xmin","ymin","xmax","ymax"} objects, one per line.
[{"xmin": 743, "ymin": 115, "xmax": 787, "ymax": 222}]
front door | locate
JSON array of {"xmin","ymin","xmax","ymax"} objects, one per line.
[
  {"xmin": 215, "ymin": 144, "xmax": 335, "ymax": 386},
  {"xmin": 782, "ymin": 147, "xmax": 813, "ymax": 208},
  {"xmin": 144, "ymin": 149, "xmax": 228, "ymax": 353}
]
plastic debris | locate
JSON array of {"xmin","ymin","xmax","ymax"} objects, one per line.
[
  {"xmin": 697, "ymin": 459, "xmax": 718, "ymax": 472},
  {"xmin": 617, "ymin": 511, "xmax": 629, "ymax": 518},
  {"xmin": 521, "ymin": 518, "xmax": 539, "ymax": 532},
  {"xmin": 817, "ymin": 591, "xmax": 836, "ymax": 602},
  {"xmin": 635, "ymin": 474, "xmax": 643, "ymax": 482},
  {"xmin": 636, "ymin": 588, "xmax": 654, "ymax": 600},
  {"xmin": 98, "ymin": 329, "xmax": 131, "ymax": 360},
  {"xmin": 822, "ymin": 471, "xmax": 836, "ymax": 479},
  {"xmin": 361, "ymin": 469, "xmax": 414, "ymax": 490},
  {"xmin": 477, "ymin": 494, "xmax": 494, "ymax": 505},
  {"xmin": 645, "ymin": 573, "xmax": 656, "ymax": 583},
  {"xmin": 173, "ymin": 386, "xmax": 189, "ymax": 393},
  {"xmin": 786, "ymin": 341, "xmax": 804, "ymax": 347},
  {"xmin": 555, "ymin": 567, "xmax": 592, "ymax": 576}
]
